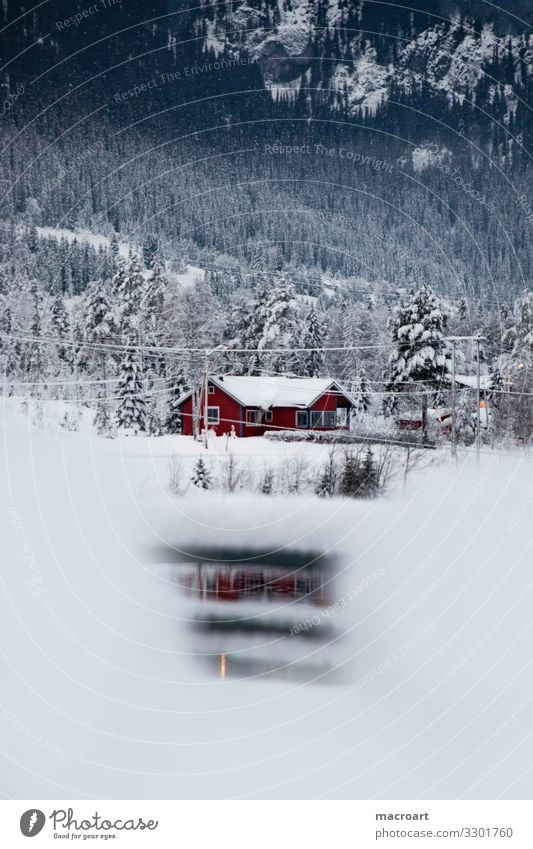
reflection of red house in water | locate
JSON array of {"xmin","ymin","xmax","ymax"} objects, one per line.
[
  {"xmin": 181, "ymin": 564, "xmax": 330, "ymax": 606},
  {"xmin": 176, "ymin": 374, "xmax": 355, "ymax": 437}
]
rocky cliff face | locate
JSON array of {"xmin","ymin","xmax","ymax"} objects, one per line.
[{"xmin": 193, "ymin": 0, "xmax": 533, "ymax": 120}]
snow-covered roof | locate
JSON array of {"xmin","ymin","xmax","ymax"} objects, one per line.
[
  {"xmin": 454, "ymin": 374, "xmax": 492, "ymax": 390},
  {"xmin": 178, "ymin": 375, "xmax": 355, "ymax": 411}
]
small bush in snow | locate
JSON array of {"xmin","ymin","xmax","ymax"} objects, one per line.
[
  {"xmin": 315, "ymin": 448, "xmax": 338, "ymax": 497},
  {"xmin": 191, "ymin": 456, "xmax": 212, "ymax": 489},
  {"xmin": 259, "ymin": 466, "xmax": 276, "ymax": 495},
  {"xmin": 168, "ymin": 456, "xmax": 188, "ymax": 495}
]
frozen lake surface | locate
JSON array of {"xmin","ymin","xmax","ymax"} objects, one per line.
[{"xmin": 1, "ymin": 405, "xmax": 532, "ymax": 799}]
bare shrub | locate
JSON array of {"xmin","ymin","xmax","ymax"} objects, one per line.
[
  {"xmin": 168, "ymin": 456, "xmax": 188, "ymax": 495},
  {"xmin": 259, "ymin": 465, "xmax": 276, "ymax": 495},
  {"xmin": 281, "ymin": 450, "xmax": 310, "ymax": 494}
]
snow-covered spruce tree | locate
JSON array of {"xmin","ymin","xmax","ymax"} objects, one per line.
[
  {"xmin": 113, "ymin": 255, "xmax": 144, "ymax": 340},
  {"xmin": 498, "ymin": 290, "xmax": 533, "ymax": 443},
  {"xmin": 166, "ymin": 359, "xmax": 189, "ymax": 433},
  {"xmin": 141, "ymin": 259, "xmax": 166, "ymax": 330},
  {"xmin": 257, "ymin": 273, "xmax": 301, "ymax": 374},
  {"xmin": 141, "ymin": 260, "xmax": 167, "ymax": 389},
  {"xmin": 115, "ymin": 348, "xmax": 146, "ymax": 434},
  {"xmin": 245, "ymin": 280, "xmax": 270, "ymax": 375},
  {"xmin": 191, "ymin": 456, "xmax": 211, "ymax": 490},
  {"xmin": 142, "ymin": 234, "xmax": 159, "ymax": 270},
  {"xmin": 339, "ymin": 450, "xmax": 363, "ymax": 498},
  {"xmin": 146, "ymin": 396, "xmax": 163, "ymax": 436},
  {"xmin": 85, "ymin": 280, "xmax": 115, "ymax": 351},
  {"xmin": 315, "ymin": 449, "xmax": 338, "ymax": 497},
  {"xmin": 381, "ymin": 391, "xmax": 399, "ymax": 418},
  {"xmin": 351, "ymin": 367, "xmax": 372, "ymax": 415},
  {"xmin": 505, "ymin": 289, "xmax": 533, "ymax": 362},
  {"xmin": 455, "ymin": 390, "xmax": 476, "ymax": 444},
  {"xmin": 387, "ymin": 284, "xmax": 450, "ymax": 386},
  {"xmin": 25, "ymin": 280, "xmax": 45, "ymax": 395},
  {"xmin": 0, "ymin": 293, "xmax": 12, "ymax": 360},
  {"xmin": 94, "ymin": 399, "xmax": 113, "ymax": 437},
  {"xmin": 301, "ymin": 304, "xmax": 326, "ymax": 377},
  {"xmin": 50, "ymin": 293, "xmax": 71, "ymax": 365},
  {"xmin": 84, "ymin": 279, "xmax": 117, "ymax": 422},
  {"xmin": 360, "ymin": 447, "xmax": 379, "ymax": 498},
  {"xmin": 110, "ymin": 235, "xmax": 120, "ymax": 272}
]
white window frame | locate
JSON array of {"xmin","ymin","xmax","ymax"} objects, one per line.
[
  {"xmin": 246, "ymin": 409, "xmax": 263, "ymax": 426},
  {"xmin": 207, "ymin": 406, "xmax": 220, "ymax": 425},
  {"xmin": 295, "ymin": 411, "xmax": 308, "ymax": 429},
  {"xmin": 208, "ymin": 384, "xmax": 215, "ymax": 395},
  {"xmin": 309, "ymin": 410, "xmax": 336, "ymax": 429},
  {"xmin": 265, "ymin": 410, "xmax": 273, "ymax": 423},
  {"xmin": 336, "ymin": 406, "xmax": 348, "ymax": 427}
]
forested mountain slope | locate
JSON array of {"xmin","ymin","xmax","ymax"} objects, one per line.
[{"xmin": 1, "ymin": 1, "xmax": 532, "ymax": 299}]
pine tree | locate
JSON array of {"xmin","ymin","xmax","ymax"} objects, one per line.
[
  {"xmin": 141, "ymin": 260, "xmax": 165, "ymax": 322},
  {"xmin": 166, "ymin": 360, "xmax": 189, "ymax": 433},
  {"xmin": 94, "ymin": 399, "xmax": 113, "ymax": 437},
  {"xmin": 257, "ymin": 273, "xmax": 301, "ymax": 374},
  {"xmin": 142, "ymin": 234, "xmax": 159, "ymax": 270},
  {"xmin": 84, "ymin": 279, "xmax": 116, "ymax": 412},
  {"xmin": 505, "ymin": 289, "xmax": 533, "ymax": 362},
  {"xmin": 382, "ymin": 391, "xmax": 399, "ymax": 418},
  {"xmin": 360, "ymin": 447, "xmax": 379, "ymax": 498},
  {"xmin": 387, "ymin": 283, "xmax": 450, "ymax": 386},
  {"xmin": 110, "ymin": 235, "xmax": 120, "ymax": 272},
  {"xmin": 191, "ymin": 456, "xmax": 211, "ymax": 489},
  {"xmin": 315, "ymin": 449, "xmax": 337, "ymax": 497},
  {"xmin": 50, "ymin": 293, "xmax": 70, "ymax": 362},
  {"xmin": 246, "ymin": 281, "xmax": 270, "ymax": 375},
  {"xmin": 25, "ymin": 280, "xmax": 45, "ymax": 394},
  {"xmin": 455, "ymin": 390, "xmax": 476, "ymax": 444},
  {"xmin": 115, "ymin": 348, "xmax": 146, "ymax": 433},
  {"xmin": 351, "ymin": 367, "xmax": 372, "ymax": 415},
  {"xmin": 339, "ymin": 451, "xmax": 363, "ymax": 497},
  {"xmin": 113, "ymin": 255, "xmax": 144, "ymax": 340},
  {"xmin": 141, "ymin": 261, "xmax": 167, "ymax": 378},
  {"xmin": 85, "ymin": 280, "xmax": 115, "ymax": 347},
  {"xmin": 301, "ymin": 304, "xmax": 326, "ymax": 377}
]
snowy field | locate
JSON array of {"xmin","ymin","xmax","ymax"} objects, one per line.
[{"xmin": 1, "ymin": 399, "xmax": 532, "ymax": 799}]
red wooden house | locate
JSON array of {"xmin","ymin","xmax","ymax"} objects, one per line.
[{"xmin": 176, "ymin": 374, "xmax": 356, "ymax": 437}]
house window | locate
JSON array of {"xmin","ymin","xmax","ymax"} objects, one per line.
[
  {"xmin": 208, "ymin": 385, "xmax": 215, "ymax": 395},
  {"xmin": 309, "ymin": 410, "xmax": 336, "ymax": 428},
  {"xmin": 265, "ymin": 410, "xmax": 273, "ymax": 423},
  {"xmin": 296, "ymin": 411, "xmax": 307, "ymax": 429},
  {"xmin": 207, "ymin": 407, "xmax": 220, "ymax": 425},
  {"xmin": 336, "ymin": 407, "xmax": 348, "ymax": 427},
  {"xmin": 246, "ymin": 409, "xmax": 263, "ymax": 426}
]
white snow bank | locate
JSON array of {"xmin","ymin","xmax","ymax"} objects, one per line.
[{"xmin": 1, "ymin": 407, "xmax": 531, "ymax": 799}]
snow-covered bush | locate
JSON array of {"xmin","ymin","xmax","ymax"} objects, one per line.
[{"xmin": 191, "ymin": 456, "xmax": 212, "ymax": 490}]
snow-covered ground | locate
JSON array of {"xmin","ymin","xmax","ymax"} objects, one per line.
[{"xmin": 1, "ymin": 399, "xmax": 532, "ymax": 799}]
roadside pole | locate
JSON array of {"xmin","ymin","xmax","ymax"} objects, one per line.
[
  {"xmin": 476, "ymin": 336, "xmax": 481, "ymax": 467},
  {"xmin": 203, "ymin": 348, "xmax": 209, "ymax": 449},
  {"xmin": 451, "ymin": 338, "xmax": 457, "ymax": 463}
]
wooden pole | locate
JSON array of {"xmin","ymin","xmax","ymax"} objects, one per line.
[
  {"xmin": 476, "ymin": 337, "xmax": 481, "ymax": 466},
  {"xmin": 203, "ymin": 348, "xmax": 209, "ymax": 449},
  {"xmin": 451, "ymin": 339, "xmax": 457, "ymax": 462}
]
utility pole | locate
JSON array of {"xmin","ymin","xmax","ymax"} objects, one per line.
[
  {"xmin": 203, "ymin": 348, "xmax": 209, "ymax": 449},
  {"xmin": 444, "ymin": 335, "xmax": 485, "ymax": 466},
  {"xmin": 421, "ymin": 391, "xmax": 428, "ymax": 444},
  {"xmin": 475, "ymin": 336, "xmax": 481, "ymax": 467},
  {"xmin": 451, "ymin": 338, "xmax": 457, "ymax": 462},
  {"xmin": 202, "ymin": 344, "xmax": 227, "ymax": 449}
]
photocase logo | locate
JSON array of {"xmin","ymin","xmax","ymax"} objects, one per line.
[{"xmin": 20, "ymin": 809, "xmax": 46, "ymax": 837}]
